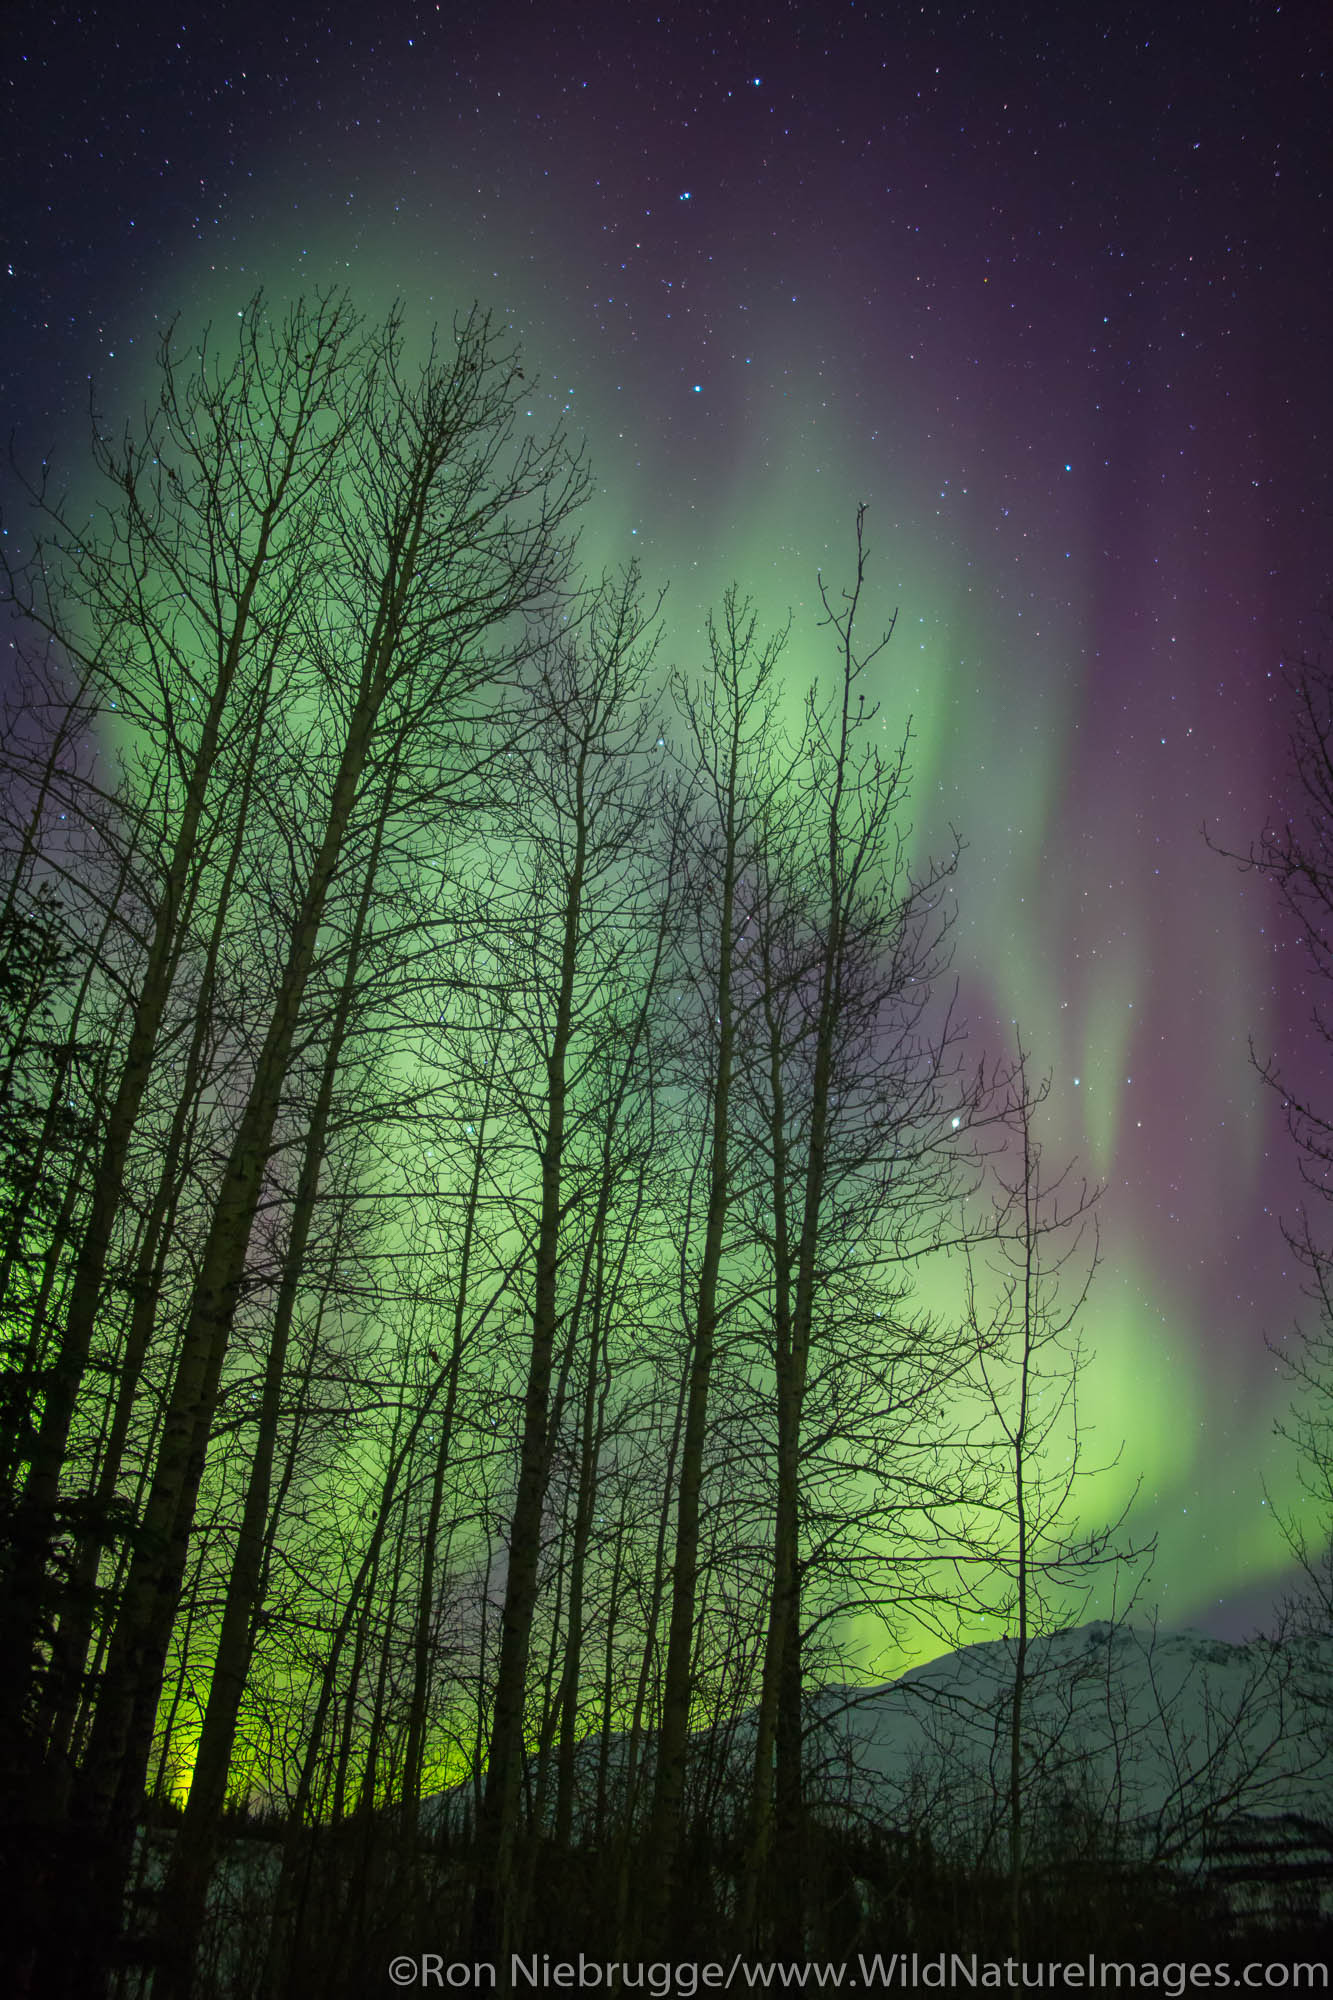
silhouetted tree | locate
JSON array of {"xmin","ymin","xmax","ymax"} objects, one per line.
[
  {"xmin": 953, "ymin": 1046, "xmax": 1149, "ymax": 1959},
  {"xmin": 1214, "ymin": 639, "xmax": 1333, "ymax": 1636},
  {"xmin": 0, "ymin": 292, "xmax": 586, "ymax": 1997},
  {"xmin": 642, "ymin": 588, "xmax": 795, "ymax": 1949},
  {"xmin": 468, "ymin": 572, "xmax": 674, "ymax": 1962},
  {"xmin": 737, "ymin": 511, "xmax": 976, "ymax": 1954}
]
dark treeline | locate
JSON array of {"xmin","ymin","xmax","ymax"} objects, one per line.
[{"xmin": 0, "ymin": 296, "xmax": 1323, "ymax": 1996}]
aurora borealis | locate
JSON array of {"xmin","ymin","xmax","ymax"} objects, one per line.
[{"xmin": 3, "ymin": 0, "xmax": 1328, "ymax": 1641}]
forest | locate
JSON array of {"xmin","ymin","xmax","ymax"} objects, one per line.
[{"xmin": 0, "ymin": 296, "xmax": 1329, "ymax": 1997}]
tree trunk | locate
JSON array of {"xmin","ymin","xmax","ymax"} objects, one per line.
[
  {"xmin": 644, "ymin": 744, "xmax": 740, "ymax": 1947},
  {"xmin": 153, "ymin": 734, "xmax": 396, "ymax": 2000},
  {"xmin": 472, "ymin": 761, "xmax": 587, "ymax": 1963}
]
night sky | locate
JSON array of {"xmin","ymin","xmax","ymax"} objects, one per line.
[{"xmin": 3, "ymin": 0, "xmax": 1329, "ymax": 1644}]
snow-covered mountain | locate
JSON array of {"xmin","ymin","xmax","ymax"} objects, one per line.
[
  {"xmin": 444, "ymin": 1621, "xmax": 1332, "ymax": 1924},
  {"xmin": 798, "ymin": 1622, "xmax": 1333, "ymax": 1871},
  {"xmin": 436, "ymin": 1621, "xmax": 1332, "ymax": 1872}
]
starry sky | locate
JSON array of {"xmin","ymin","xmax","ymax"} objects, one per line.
[{"xmin": 3, "ymin": 0, "xmax": 1329, "ymax": 1637}]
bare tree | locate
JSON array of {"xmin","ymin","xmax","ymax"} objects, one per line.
[
  {"xmin": 1228, "ymin": 647, "xmax": 1333, "ymax": 1633},
  {"xmin": 735, "ymin": 510, "xmax": 975, "ymax": 1954},
  {"xmin": 641, "ymin": 589, "xmax": 796, "ymax": 1949},
  {"xmin": 465, "ymin": 572, "xmax": 673, "ymax": 1963},
  {"xmin": 0, "ymin": 296, "xmax": 585, "ymax": 1997},
  {"xmin": 953, "ymin": 1048, "xmax": 1149, "ymax": 1958},
  {"xmin": 0, "ymin": 299, "xmax": 370, "ymax": 1774}
]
